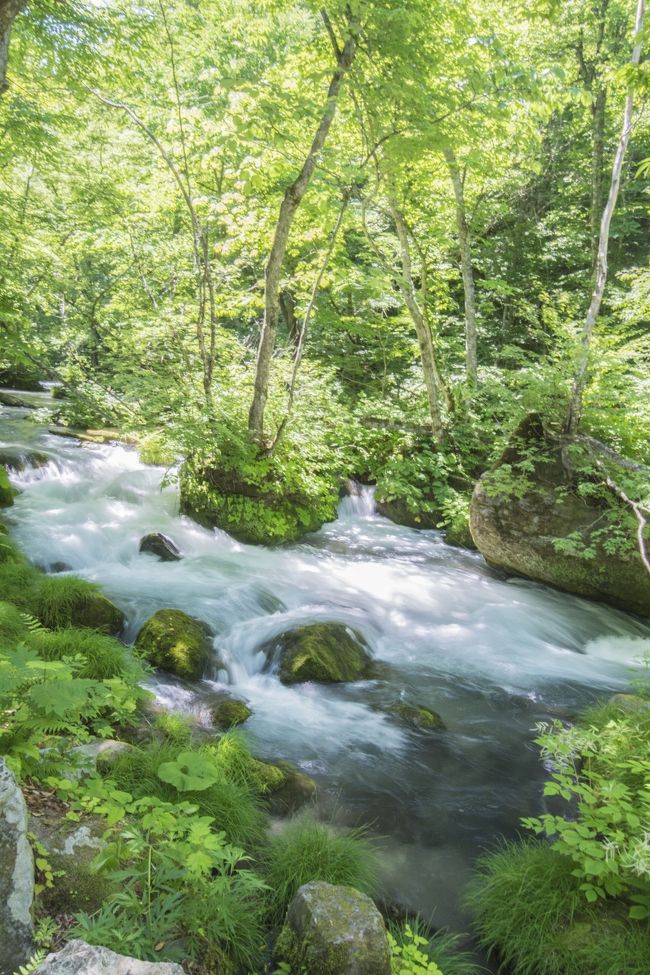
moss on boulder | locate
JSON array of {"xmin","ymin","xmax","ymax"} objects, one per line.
[
  {"xmin": 386, "ymin": 702, "xmax": 446, "ymax": 731},
  {"xmin": 276, "ymin": 881, "xmax": 391, "ymax": 975},
  {"xmin": 179, "ymin": 461, "xmax": 337, "ymax": 546},
  {"xmin": 210, "ymin": 697, "xmax": 253, "ymax": 728},
  {"xmin": 375, "ymin": 496, "xmax": 439, "ymax": 529},
  {"xmin": 34, "ymin": 577, "xmax": 125, "ymax": 634},
  {"xmin": 262, "ymin": 622, "xmax": 375, "ymax": 684},
  {"xmin": 135, "ymin": 608, "xmax": 212, "ymax": 679},
  {"xmin": 0, "ymin": 465, "xmax": 14, "ymax": 507},
  {"xmin": 469, "ymin": 415, "xmax": 650, "ymax": 617}
]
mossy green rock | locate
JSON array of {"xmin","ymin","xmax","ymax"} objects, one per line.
[
  {"xmin": 0, "ymin": 465, "xmax": 14, "ymax": 507},
  {"xmin": 610, "ymin": 693, "xmax": 650, "ymax": 714},
  {"xmin": 276, "ymin": 881, "xmax": 391, "ymax": 975},
  {"xmin": 375, "ymin": 496, "xmax": 439, "ymax": 529},
  {"xmin": 179, "ymin": 462, "xmax": 337, "ymax": 545},
  {"xmin": 135, "ymin": 608, "xmax": 212, "ymax": 679},
  {"xmin": 470, "ymin": 415, "xmax": 650, "ymax": 617},
  {"xmin": 268, "ymin": 761, "xmax": 317, "ymax": 815},
  {"xmin": 444, "ymin": 514, "xmax": 477, "ymax": 550},
  {"xmin": 263, "ymin": 622, "xmax": 374, "ymax": 684},
  {"xmin": 387, "ymin": 702, "xmax": 446, "ymax": 731},
  {"xmin": 210, "ymin": 697, "xmax": 253, "ymax": 728},
  {"xmin": 69, "ymin": 593, "xmax": 125, "ymax": 634}
]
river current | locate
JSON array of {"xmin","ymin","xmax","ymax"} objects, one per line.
[{"xmin": 2, "ymin": 390, "xmax": 650, "ymax": 936}]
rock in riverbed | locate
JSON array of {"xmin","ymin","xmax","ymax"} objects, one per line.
[
  {"xmin": 262, "ymin": 622, "xmax": 375, "ymax": 684},
  {"xmin": 136, "ymin": 608, "xmax": 213, "ymax": 679},
  {"xmin": 34, "ymin": 940, "xmax": 184, "ymax": 975},
  {"xmin": 139, "ymin": 532, "xmax": 182, "ymax": 561},
  {"xmin": 276, "ymin": 881, "xmax": 391, "ymax": 975}
]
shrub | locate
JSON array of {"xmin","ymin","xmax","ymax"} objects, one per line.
[
  {"xmin": 262, "ymin": 815, "xmax": 378, "ymax": 924},
  {"xmin": 466, "ymin": 839, "xmax": 650, "ymax": 975}
]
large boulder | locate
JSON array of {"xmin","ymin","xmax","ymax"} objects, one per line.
[
  {"xmin": 34, "ymin": 940, "xmax": 184, "ymax": 975},
  {"xmin": 0, "ymin": 758, "xmax": 34, "ymax": 975},
  {"xmin": 0, "ymin": 465, "xmax": 14, "ymax": 507},
  {"xmin": 135, "ymin": 608, "xmax": 212, "ymax": 679},
  {"xmin": 179, "ymin": 461, "xmax": 337, "ymax": 545},
  {"xmin": 139, "ymin": 532, "xmax": 182, "ymax": 562},
  {"xmin": 470, "ymin": 415, "xmax": 650, "ymax": 617},
  {"xmin": 276, "ymin": 881, "xmax": 391, "ymax": 975},
  {"xmin": 262, "ymin": 622, "xmax": 375, "ymax": 684}
]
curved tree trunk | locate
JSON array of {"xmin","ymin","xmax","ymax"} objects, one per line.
[{"xmin": 248, "ymin": 10, "xmax": 359, "ymax": 442}]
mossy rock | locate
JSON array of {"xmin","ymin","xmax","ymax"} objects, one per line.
[
  {"xmin": 375, "ymin": 496, "xmax": 439, "ymax": 529},
  {"xmin": 0, "ymin": 466, "xmax": 14, "ymax": 508},
  {"xmin": 268, "ymin": 761, "xmax": 317, "ymax": 815},
  {"xmin": 210, "ymin": 697, "xmax": 253, "ymax": 728},
  {"xmin": 39, "ymin": 854, "xmax": 116, "ymax": 916},
  {"xmin": 70, "ymin": 593, "xmax": 125, "ymax": 634},
  {"xmin": 470, "ymin": 414, "xmax": 650, "ymax": 617},
  {"xmin": 276, "ymin": 881, "xmax": 391, "ymax": 975},
  {"xmin": 0, "ymin": 450, "xmax": 49, "ymax": 472},
  {"xmin": 609, "ymin": 693, "xmax": 650, "ymax": 714},
  {"xmin": 135, "ymin": 608, "xmax": 212, "ymax": 679},
  {"xmin": 386, "ymin": 702, "xmax": 446, "ymax": 731},
  {"xmin": 35, "ymin": 577, "xmax": 125, "ymax": 634},
  {"xmin": 262, "ymin": 622, "xmax": 375, "ymax": 684},
  {"xmin": 179, "ymin": 461, "xmax": 337, "ymax": 545},
  {"xmin": 443, "ymin": 513, "xmax": 477, "ymax": 550}
]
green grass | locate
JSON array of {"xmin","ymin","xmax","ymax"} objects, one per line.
[
  {"xmin": 0, "ymin": 559, "xmax": 41, "ymax": 609},
  {"xmin": 30, "ymin": 627, "xmax": 132, "ymax": 679},
  {"xmin": 261, "ymin": 815, "xmax": 378, "ymax": 925},
  {"xmin": 466, "ymin": 839, "xmax": 650, "ymax": 975},
  {"xmin": 106, "ymin": 740, "xmax": 267, "ymax": 848},
  {"xmin": 34, "ymin": 575, "xmax": 101, "ymax": 629},
  {"xmin": 0, "ymin": 600, "xmax": 30, "ymax": 643}
]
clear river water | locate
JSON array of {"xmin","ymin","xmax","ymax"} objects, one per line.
[{"xmin": 2, "ymin": 389, "xmax": 650, "ymax": 944}]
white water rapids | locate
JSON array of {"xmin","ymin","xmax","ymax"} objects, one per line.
[{"xmin": 2, "ymin": 391, "xmax": 650, "ymax": 932}]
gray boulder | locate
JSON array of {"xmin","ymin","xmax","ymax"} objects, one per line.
[
  {"xmin": 0, "ymin": 758, "xmax": 34, "ymax": 975},
  {"xmin": 276, "ymin": 880, "xmax": 391, "ymax": 975},
  {"xmin": 139, "ymin": 533, "xmax": 182, "ymax": 562},
  {"xmin": 34, "ymin": 940, "xmax": 184, "ymax": 974}
]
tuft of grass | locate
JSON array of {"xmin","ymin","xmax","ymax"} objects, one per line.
[
  {"xmin": 207, "ymin": 731, "xmax": 285, "ymax": 795},
  {"xmin": 0, "ymin": 599, "xmax": 30, "ymax": 643},
  {"xmin": 106, "ymin": 740, "xmax": 267, "ymax": 849},
  {"xmin": 466, "ymin": 839, "xmax": 650, "ymax": 975},
  {"xmin": 152, "ymin": 712, "xmax": 194, "ymax": 744},
  {"xmin": 30, "ymin": 627, "xmax": 131, "ymax": 679},
  {"xmin": 261, "ymin": 815, "xmax": 378, "ymax": 925},
  {"xmin": 34, "ymin": 576, "xmax": 101, "ymax": 629},
  {"xmin": 0, "ymin": 559, "xmax": 41, "ymax": 609}
]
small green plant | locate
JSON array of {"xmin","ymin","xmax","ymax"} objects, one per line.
[{"xmin": 389, "ymin": 923, "xmax": 444, "ymax": 975}]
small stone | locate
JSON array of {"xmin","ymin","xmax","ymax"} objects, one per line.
[
  {"xmin": 33, "ymin": 940, "xmax": 184, "ymax": 975},
  {"xmin": 210, "ymin": 696, "xmax": 253, "ymax": 728},
  {"xmin": 277, "ymin": 881, "xmax": 391, "ymax": 975},
  {"xmin": 386, "ymin": 702, "xmax": 446, "ymax": 731},
  {"xmin": 0, "ymin": 758, "xmax": 34, "ymax": 975},
  {"xmin": 139, "ymin": 532, "xmax": 183, "ymax": 562}
]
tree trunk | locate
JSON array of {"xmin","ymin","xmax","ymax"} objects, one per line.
[
  {"xmin": 443, "ymin": 144, "xmax": 478, "ymax": 385},
  {"xmin": 590, "ymin": 85, "xmax": 607, "ymax": 266},
  {"xmin": 247, "ymin": 11, "xmax": 359, "ymax": 442},
  {"xmin": 389, "ymin": 200, "xmax": 446, "ymax": 443},
  {"xmin": 0, "ymin": 0, "xmax": 24, "ymax": 93},
  {"xmin": 565, "ymin": 0, "xmax": 644, "ymax": 436},
  {"xmin": 279, "ymin": 289, "xmax": 300, "ymax": 355}
]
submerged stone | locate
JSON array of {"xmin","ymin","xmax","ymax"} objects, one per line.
[
  {"xmin": 386, "ymin": 702, "xmax": 446, "ymax": 731},
  {"xmin": 0, "ymin": 758, "xmax": 34, "ymax": 975},
  {"xmin": 469, "ymin": 414, "xmax": 650, "ymax": 617},
  {"xmin": 262, "ymin": 622, "xmax": 375, "ymax": 684},
  {"xmin": 33, "ymin": 940, "xmax": 184, "ymax": 975},
  {"xmin": 276, "ymin": 881, "xmax": 391, "ymax": 975},
  {"xmin": 135, "ymin": 608, "xmax": 212, "ymax": 679},
  {"xmin": 139, "ymin": 532, "xmax": 182, "ymax": 562}
]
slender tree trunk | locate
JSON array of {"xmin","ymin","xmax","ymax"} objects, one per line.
[
  {"xmin": 279, "ymin": 289, "xmax": 300, "ymax": 355},
  {"xmin": 389, "ymin": 200, "xmax": 445, "ymax": 443},
  {"xmin": 590, "ymin": 85, "xmax": 607, "ymax": 265},
  {"xmin": 0, "ymin": 0, "xmax": 24, "ymax": 93},
  {"xmin": 565, "ymin": 0, "xmax": 644, "ymax": 436},
  {"xmin": 443, "ymin": 144, "xmax": 478, "ymax": 385},
  {"xmin": 248, "ymin": 10, "xmax": 359, "ymax": 442}
]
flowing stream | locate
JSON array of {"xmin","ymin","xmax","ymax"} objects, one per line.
[{"xmin": 3, "ymin": 390, "xmax": 650, "ymax": 938}]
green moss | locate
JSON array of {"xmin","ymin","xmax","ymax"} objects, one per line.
[
  {"xmin": 39, "ymin": 855, "xmax": 116, "ymax": 916},
  {"xmin": 264, "ymin": 623, "xmax": 374, "ymax": 685},
  {"xmin": 135, "ymin": 608, "xmax": 212, "ymax": 679},
  {"xmin": 210, "ymin": 697, "xmax": 253, "ymax": 728},
  {"xmin": 466, "ymin": 840, "xmax": 650, "ymax": 975},
  {"xmin": 138, "ymin": 433, "xmax": 177, "ymax": 466},
  {"xmin": 386, "ymin": 702, "xmax": 446, "ymax": 731},
  {"xmin": 0, "ymin": 465, "xmax": 14, "ymax": 507},
  {"xmin": 208, "ymin": 732, "xmax": 286, "ymax": 794},
  {"xmin": 34, "ymin": 576, "xmax": 125, "ymax": 633}
]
